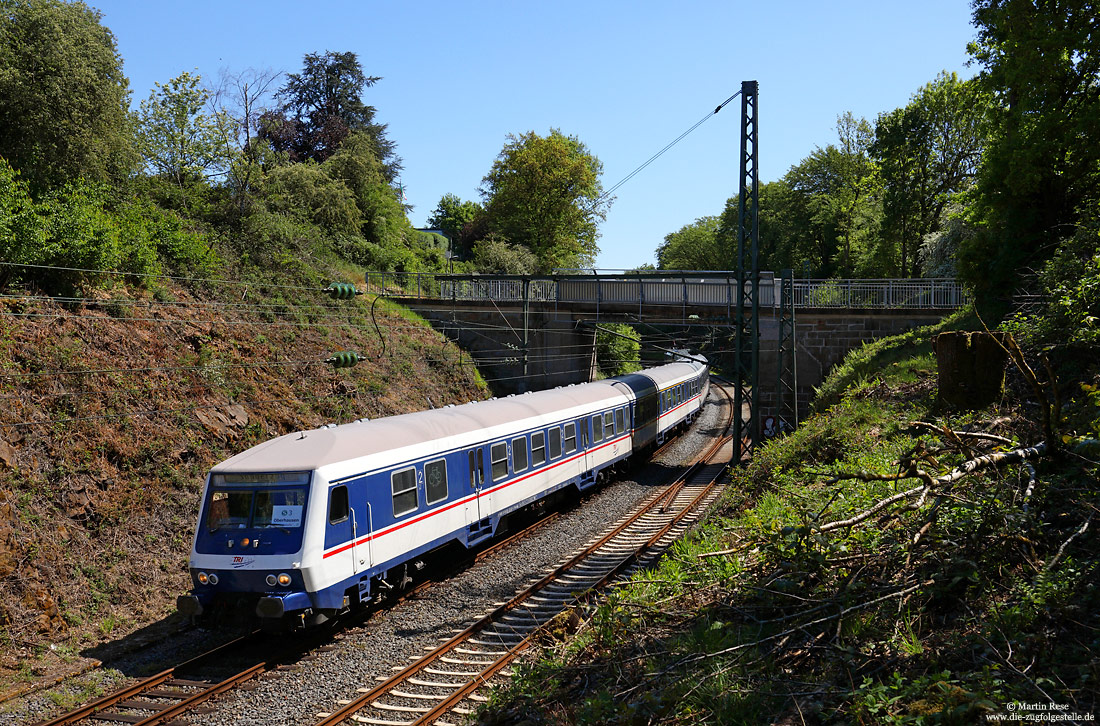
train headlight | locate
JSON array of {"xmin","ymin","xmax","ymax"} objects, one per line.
[
  {"xmin": 207, "ymin": 573, "xmax": 219, "ymax": 585},
  {"xmin": 266, "ymin": 574, "xmax": 277, "ymax": 587},
  {"xmin": 277, "ymin": 573, "xmax": 291, "ymax": 587},
  {"xmin": 197, "ymin": 572, "xmax": 209, "ymax": 585}
]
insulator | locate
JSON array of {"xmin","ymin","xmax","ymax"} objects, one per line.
[
  {"xmin": 324, "ymin": 282, "xmax": 362, "ymax": 299},
  {"xmin": 326, "ymin": 351, "xmax": 363, "ymax": 368}
]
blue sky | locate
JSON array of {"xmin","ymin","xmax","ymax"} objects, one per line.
[{"xmin": 90, "ymin": 1, "xmax": 979, "ymax": 270}]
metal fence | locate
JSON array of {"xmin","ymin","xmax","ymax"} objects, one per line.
[{"xmin": 364, "ymin": 272, "xmax": 967, "ymax": 310}]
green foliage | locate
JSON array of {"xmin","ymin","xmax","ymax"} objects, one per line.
[
  {"xmin": 656, "ymin": 216, "xmax": 723, "ymax": 270},
  {"xmin": 0, "ymin": 158, "xmax": 218, "ymax": 290},
  {"xmin": 0, "ymin": 0, "xmax": 138, "ymax": 195},
  {"xmin": 1001, "ymin": 217, "xmax": 1100, "ymax": 346},
  {"xmin": 481, "ymin": 128, "xmax": 606, "ymax": 272},
  {"xmin": 960, "ymin": 0, "xmax": 1100, "ymax": 305},
  {"xmin": 136, "ymin": 71, "xmax": 235, "ymax": 186},
  {"xmin": 264, "ymin": 161, "xmax": 361, "ymax": 235},
  {"xmin": 595, "ymin": 323, "xmax": 640, "ymax": 377},
  {"xmin": 470, "ymin": 233, "xmax": 537, "ymax": 275},
  {"xmin": 426, "ymin": 192, "xmax": 483, "ymax": 260},
  {"xmin": 872, "ymin": 72, "xmax": 988, "ymax": 278}
]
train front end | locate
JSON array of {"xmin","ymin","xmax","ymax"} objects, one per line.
[{"xmin": 178, "ymin": 470, "xmax": 318, "ymax": 625}]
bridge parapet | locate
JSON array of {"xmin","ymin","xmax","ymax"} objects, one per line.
[{"xmin": 368, "ymin": 271, "xmax": 967, "ymax": 312}]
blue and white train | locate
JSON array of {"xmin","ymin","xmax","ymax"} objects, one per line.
[{"xmin": 178, "ymin": 355, "xmax": 709, "ymax": 626}]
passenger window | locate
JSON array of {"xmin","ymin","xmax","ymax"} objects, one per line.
[
  {"xmin": 329, "ymin": 485, "xmax": 349, "ymax": 524},
  {"xmin": 563, "ymin": 423, "xmax": 576, "ymax": 453},
  {"xmin": 392, "ymin": 468, "xmax": 418, "ymax": 517},
  {"xmin": 491, "ymin": 442, "xmax": 508, "ymax": 480},
  {"xmin": 625, "ymin": 406, "xmax": 632, "ymax": 430},
  {"xmin": 512, "ymin": 436, "xmax": 528, "ymax": 473},
  {"xmin": 425, "ymin": 459, "xmax": 448, "ymax": 505},
  {"xmin": 604, "ymin": 411, "xmax": 614, "ymax": 435},
  {"xmin": 615, "ymin": 408, "xmax": 625, "ymax": 434},
  {"xmin": 550, "ymin": 427, "xmax": 563, "ymax": 458},
  {"xmin": 592, "ymin": 415, "xmax": 603, "ymax": 442},
  {"xmin": 532, "ymin": 432, "xmax": 546, "ymax": 466}
]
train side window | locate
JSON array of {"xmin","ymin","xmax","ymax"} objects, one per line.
[
  {"xmin": 615, "ymin": 408, "xmax": 625, "ymax": 434},
  {"xmin": 604, "ymin": 411, "xmax": 614, "ymax": 435},
  {"xmin": 512, "ymin": 436, "xmax": 528, "ymax": 473},
  {"xmin": 491, "ymin": 442, "xmax": 508, "ymax": 480},
  {"xmin": 563, "ymin": 423, "xmax": 576, "ymax": 453},
  {"xmin": 625, "ymin": 406, "xmax": 632, "ymax": 430},
  {"xmin": 425, "ymin": 459, "xmax": 448, "ymax": 505},
  {"xmin": 328, "ymin": 485, "xmax": 349, "ymax": 525},
  {"xmin": 592, "ymin": 414, "xmax": 603, "ymax": 442},
  {"xmin": 392, "ymin": 468, "xmax": 418, "ymax": 517},
  {"xmin": 532, "ymin": 432, "xmax": 546, "ymax": 467},
  {"xmin": 551, "ymin": 427, "xmax": 564, "ymax": 458}
]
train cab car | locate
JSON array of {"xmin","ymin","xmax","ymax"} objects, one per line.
[{"xmin": 179, "ymin": 380, "xmax": 638, "ymax": 627}]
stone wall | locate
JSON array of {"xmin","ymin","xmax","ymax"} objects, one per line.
[{"xmin": 759, "ymin": 309, "xmax": 946, "ymax": 421}]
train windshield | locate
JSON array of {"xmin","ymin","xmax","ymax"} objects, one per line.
[
  {"xmin": 201, "ymin": 471, "xmax": 311, "ymax": 534},
  {"xmin": 206, "ymin": 487, "xmax": 307, "ymax": 531}
]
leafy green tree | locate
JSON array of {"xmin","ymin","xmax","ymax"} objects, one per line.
[
  {"xmin": 656, "ymin": 216, "xmax": 722, "ymax": 270},
  {"xmin": 595, "ymin": 323, "xmax": 641, "ymax": 377},
  {"xmin": 260, "ymin": 51, "xmax": 399, "ymax": 179},
  {"xmin": 961, "ymin": 0, "xmax": 1100, "ymax": 304},
  {"xmin": 323, "ymin": 131, "xmax": 410, "ymax": 249},
  {"xmin": 0, "ymin": 0, "xmax": 137, "ymax": 194},
  {"xmin": 873, "ymin": 72, "xmax": 987, "ymax": 277},
  {"xmin": 481, "ymin": 129, "xmax": 607, "ymax": 272},
  {"xmin": 471, "ymin": 233, "xmax": 538, "ymax": 274},
  {"xmin": 427, "ymin": 193, "xmax": 484, "ymax": 260},
  {"xmin": 137, "ymin": 71, "xmax": 236, "ymax": 191}
]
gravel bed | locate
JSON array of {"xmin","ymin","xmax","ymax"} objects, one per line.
[{"xmin": 4, "ymin": 392, "xmax": 727, "ymax": 726}]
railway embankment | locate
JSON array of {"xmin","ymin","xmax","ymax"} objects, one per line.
[
  {"xmin": 479, "ymin": 309, "xmax": 1100, "ymax": 724},
  {"xmin": 0, "ymin": 279, "xmax": 489, "ymax": 699}
]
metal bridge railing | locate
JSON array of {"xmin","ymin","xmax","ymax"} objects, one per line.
[{"xmin": 360, "ymin": 271, "xmax": 967, "ymax": 310}]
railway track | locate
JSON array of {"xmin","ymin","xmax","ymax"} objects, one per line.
[
  {"xmin": 313, "ymin": 383, "xmax": 735, "ymax": 726},
  {"xmin": 30, "ymin": 384, "xmax": 734, "ymax": 726}
]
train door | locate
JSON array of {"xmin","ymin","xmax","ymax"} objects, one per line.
[{"xmin": 465, "ymin": 447, "xmax": 490, "ymax": 539}]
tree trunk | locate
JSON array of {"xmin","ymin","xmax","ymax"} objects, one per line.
[{"xmin": 933, "ymin": 331, "xmax": 1009, "ymax": 409}]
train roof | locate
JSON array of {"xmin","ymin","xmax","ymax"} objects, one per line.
[
  {"xmin": 210, "ymin": 359, "xmax": 706, "ymax": 479},
  {"xmin": 212, "ymin": 379, "xmax": 618, "ymax": 477}
]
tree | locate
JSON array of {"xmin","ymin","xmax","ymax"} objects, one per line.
[
  {"xmin": 0, "ymin": 0, "xmax": 136, "ymax": 195},
  {"xmin": 961, "ymin": 0, "xmax": 1100, "ymax": 304},
  {"xmin": 656, "ymin": 216, "xmax": 722, "ymax": 270},
  {"xmin": 210, "ymin": 66, "xmax": 281, "ymax": 215},
  {"xmin": 137, "ymin": 72, "xmax": 236, "ymax": 190},
  {"xmin": 471, "ymin": 233, "xmax": 538, "ymax": 274},
  {"xmin": 427, "ymin": 193, "xmax": 484, "ymax": 260},
  {"xmin": 481, "ymin": 129, "xmax": 607, "ymax": 272},
  {"xmin": 595, "ymin": 323, "xmax": 641, "ymax": 377},
  {"xmin": 260, "ymin": 51, "xmax": 400, "ymax": 179},
  {"xmin": 873, "ymin": 72, "xmax": 987, "ymax": 277}
]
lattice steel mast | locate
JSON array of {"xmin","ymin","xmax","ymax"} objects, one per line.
[{"xmin": 734, "ymin": 80, "xmax": 760, "ymax": 461}]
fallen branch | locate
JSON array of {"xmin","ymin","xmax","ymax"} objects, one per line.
[
  {"xmin": 909, "ymin": 420, "xmax": 1015, "ymax": 446},
  {"xmin": 1044, "ymin": 515, "xmax": 1093, "ymax": 573},
  {"xmin": 697, "ymin": 545, "xmax": 750, "ymax": 559},
  {"xmin": 818, "ymin": 442, "xmax": 1047, "ymax": 533}
]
